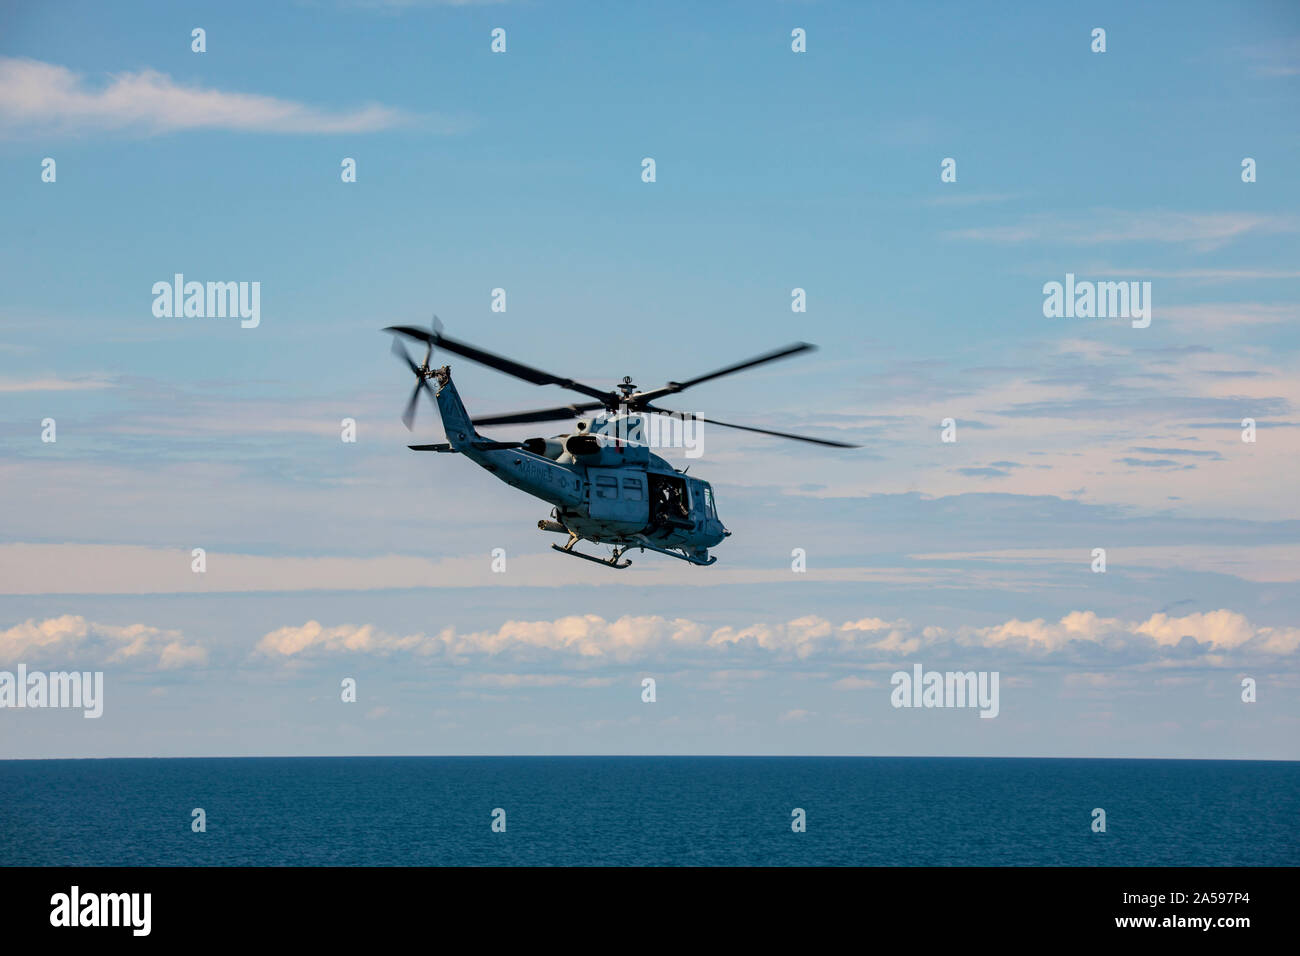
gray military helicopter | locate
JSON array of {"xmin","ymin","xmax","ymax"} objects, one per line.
[{"xmin": 386, "ymin": 319, "xmax": 856, "ymax": 569}]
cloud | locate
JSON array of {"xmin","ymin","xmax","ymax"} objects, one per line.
[
  {"xmin": 251, "ymin": 609, "xmax": 1300, "ymax": 666},
  {"xmin": 831, "ymin": 675, "xmax": 880, "ymax": 691},
  {"xmin": 971, "ymin": 609, "xmax": 1300, "ymax": 656},
  {"xmin": 994, "ymin": 395, "xmax": 1290, "ymax": 421},
  {"xmin": 0, "ymin": 542, "xmax": 967, "ymax": 595},
  {"xmin": 1160, "ymin": 303, "xmax": 1297, "ymax": 329},
  {"xmin": 0, "ymin": 375, "xmax": 115, "ymax": 393},
  {"xmin": 1127, "ymin": 447, "xmax": 1222, "ymax": 459},
  {"xmin": 1064, "ymin": 672, "xmax": 1123, "ymax": 688},
  {"xmin": 1134, "ymin": 611, "xmax": 1258, "ymax": 649},
  {"xmin": 341, "ymin": 0, "xmax": 509, "ymax": 8},
  {"xmin": 461, "ymin": 674, "xmax": 616, "ymax": 688},
  {"xmin": 254, "ymin": 615, "xmax": 707, "ymax": 663},
  {"xmin": 909, "ymin": 544, "xmax": 1300, "ymax": 584},
  {"xmin": 1086, "ymin": 268, "xmax": 1300, "ymax": 283},
  {"xmin": 1115, "ymin": 457, "xmax": 1185, "ymax": 468},
  {"xmin": 923, "ymin": 192, "xmax": 1018, "ymax": 207},
  {"xmin": 0, "ymin": 615, "xmax": 207, "ymax": 668},
  {"xmin": 1237, "ymin": 39, "xmax": 1300, "ymax": 77},
  {"xmin": 0, "ymin": 57, "xmax": 421, "ymax": 136},
  {"xmin": 944, "ymin": 209, "xmax": 1297, "ymax": 250}
]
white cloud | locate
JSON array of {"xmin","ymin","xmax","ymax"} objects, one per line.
[
  {"xmin": 1159, "ymin": 303, "xmax": 1297, "ymax": 329},
  {"xmin": 255, "ymin": 615, "xmax": 707, "ymax": 663},
  {"xmin": 909, "ymin": 545, "xmax": 1300, "ymax": 584},
  {"xmin": 944, "ymin": 209, "xmax": 1297, "ymax": 250},
  {"xmin": 252, "ymin": 609, "xmax": 1300, "ymax": 665},
  {"xmin": 0, "ymin": 615, "xmax": 207, "ymax": 669},
  {"xmin": 0, "ymin": 57, "xmax": 421, "ymax": 136},
  {"xmin": 966, "ymin": 609, "xmax": 1300, "ymax": 656},
  {"xmin": 831, "ymin": 675, "xmax": 880, "ymax": 691}
]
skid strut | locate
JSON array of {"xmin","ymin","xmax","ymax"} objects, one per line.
[
  {"xmin": 551, "ymin": 534, "xmax": 632, "ymax": 569},
  {"xmin": 632, "ymin": 535, "xmax": 717, "ymax": 566}
]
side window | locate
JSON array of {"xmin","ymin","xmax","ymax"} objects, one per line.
[
  {"xmin": 703, "ymin": 486, "xmax": 714, "ymax": 517},
  {"xmin": 595, "ymin": 475, "xmax": 618, "ymax": 499},
  {"xmin": 622, "ymin": 478, "xmax": 644, "ymax": 501}
]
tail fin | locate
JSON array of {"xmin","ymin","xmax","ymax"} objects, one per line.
[{"xmin": 432, "ymin": 366, "xmax": 480, "ymax": 450}]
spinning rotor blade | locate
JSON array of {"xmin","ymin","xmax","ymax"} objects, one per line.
[
  {"xmin": 391, "ymin": 335, "xmax": 420, "ymax": 375},
  {"xmin": 385, "ymin": 325, "xmax": 612, "ymax": 404},
  {"xmin": 425, "ymin": 315, "xmax": 440, "ymax": 365},
  {"xmin": 390, "ymin": 337, "xmax": 434, "ymax": 431},
  {"xmin": 632, "ymin": 342, "xmax": 816, "ymax": 405},
  {"xmin": 384, "ymin": 320, "xmax": 859, "ymax": 445},
  {"xmin": 472, "ymin": 402, "xmax": 607, "ymax": 427},
  {"xmin": 646, "ymin": 406, "xmax": 858, "ymax": 448},
  {"xmin": 401, "ymin": 381, "xmax": 426, "ymax": 430}
]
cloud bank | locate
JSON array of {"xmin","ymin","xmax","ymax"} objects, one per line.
[
  {"xmin": 0, "ymin": 615, "xmax": 207, "ymax": 669},
  {"xmin": 253, "ymin": 609, "xmax": 1300, "ymax": 666},
  {"xmin": 0, "ymin": 57, "xmax": 417, "ymax": 136}
]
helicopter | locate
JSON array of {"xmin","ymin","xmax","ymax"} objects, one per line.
[{"xmin": 385, "ymin": 319, "xmax": 856, "ymax": 569}]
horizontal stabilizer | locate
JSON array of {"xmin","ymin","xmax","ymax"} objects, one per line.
[{"xmin": 408, "ymin": 440, "xmax": 526, "ymax": 453}]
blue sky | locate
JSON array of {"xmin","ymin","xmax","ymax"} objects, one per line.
[{"xmin": 1, "ymin": 0, "xmax": 1298, "ymax": 759}]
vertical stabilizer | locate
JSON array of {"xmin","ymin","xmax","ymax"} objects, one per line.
[{"xmin": 432, "ymin": 366, "xmax": 479, "ymax": 449}]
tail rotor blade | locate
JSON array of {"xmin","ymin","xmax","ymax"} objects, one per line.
[
  {"xmin": 401, "ymin": 380, "xmax": 423, "ymax": 430},
  {"xmin": 391, "ymin": 334, "xmax": 434, "ymax": 429},
  {"xmin": 423, "ymin": 315, "xmax": 436, "ymax": 366}
]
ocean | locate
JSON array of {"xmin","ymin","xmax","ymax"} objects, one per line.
[{"xmin": 1, "ymin": 756, "xmax": 1296, "ymax": 866}]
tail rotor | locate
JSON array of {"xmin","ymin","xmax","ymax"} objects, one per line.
[{"xmin": 389, "ymin": 315, "xmax": 441, "ymax": 430}]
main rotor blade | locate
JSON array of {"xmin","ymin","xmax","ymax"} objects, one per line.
[
  {"xmin": 391, "ymin": 336, "xmax": 420, "ymax": 375},
  {"xmin": 632, "ymin": 342, "xmax": 816, "ymax": 405},
  {"xmin": 385, "ymin": 326, "xmax": 612, "ymax": 404},
  {"xmin": 472, "ymin": 402, "xmax": 607, "ymax": 427},
  {"xmin": 645, "ymin": 406, "xmax": 858, "ymax": 448}
]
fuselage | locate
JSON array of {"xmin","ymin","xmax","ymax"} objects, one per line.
[{"xmin": 432, "ymin": 369, "xmax": 727, "ymax": 557}]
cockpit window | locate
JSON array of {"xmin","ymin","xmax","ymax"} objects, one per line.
[
  {"xmin": 595, "ymin": 475, "xmax": 618, "ymax": 499},
  {"xmin": 703, "ymin": 485, "xmax": 715, "ymax": 517}
]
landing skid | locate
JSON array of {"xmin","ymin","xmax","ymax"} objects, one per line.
[
  {"xmin": 551, "ymin": 539, "xmax": 632, "ymax": 569},
  {"xmin": 633, "ymin": 535, "xmax": 717, "ymax": 566}
]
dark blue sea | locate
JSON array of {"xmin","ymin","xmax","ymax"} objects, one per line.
[{"xmin": 1, "ymin": 757, "xmax": 1295, "ymax": 866}]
